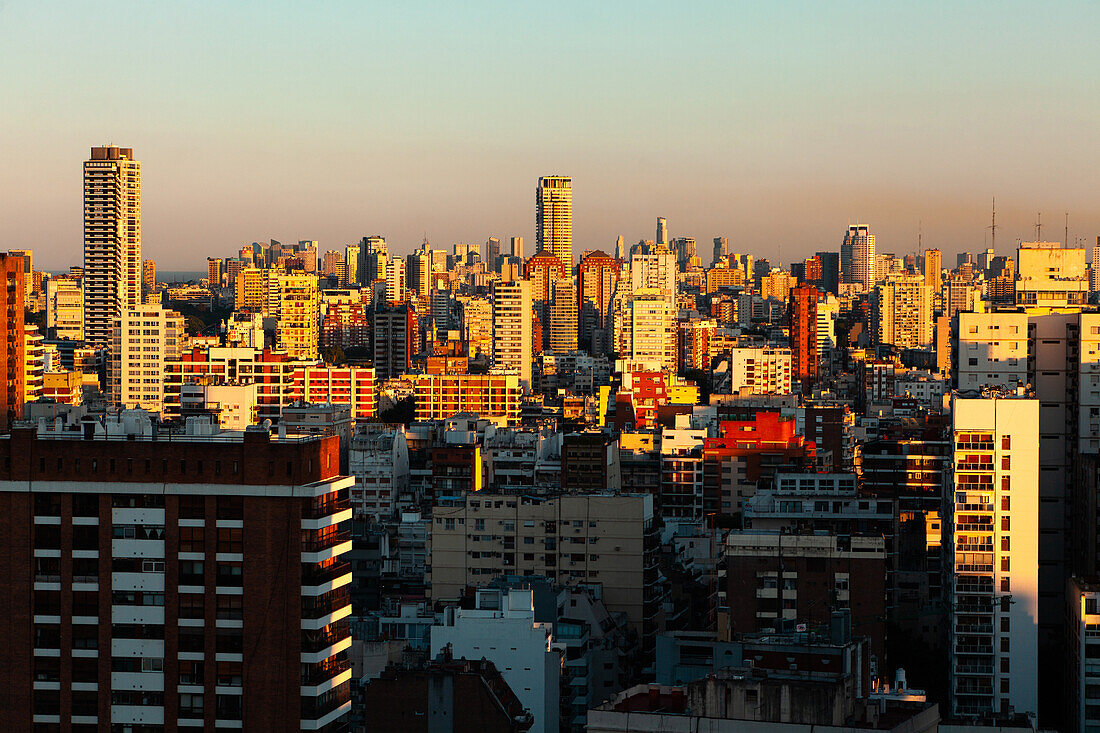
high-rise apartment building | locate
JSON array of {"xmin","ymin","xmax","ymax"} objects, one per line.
[
  {"xmin": 947, "ymin": 396, "xmax": 1039, "ymax": 720},
  {"xmin": 712, "ymin": 237, "xmax": 728, "ymax": 266},
  {"xmin": 207, "ymin": 257, "xmax": 223, "ymax": 287},
  {"xmin": 344, "ymin": 242, "xmax": 360, "ymax": 286},
  {"xmin": 1091, "ymin": 239, "xmax": 1100, "ymax": 292},
  {"xmin": 536, "ymin": 176, "xmax": 573, "ymax": 270},
  {"xmin": 0, "ymin": 419, "xmax": 353, "ymax": 731},
  {"xmin": 613, "ymin": 288, "xmax": 676, "ymax": 373},
  {"xmin": 510, "ymin": 236, "xmax": 524, "ymax": 260},
  {"xmin": 871, "ymin": 275, "xmax": 933, "ymax": 348},
  {"xmin": 491, "ymin": 280, "xmax": 533, "ymax": 391},
  {"xmin": 1015, "ymin": 242, "xmax": 1089, "ymax": 308},
  {"xmin": 0, "ymin": 254, "xmax": 25, "ymax": 432},
  {"xmin": 109, "ymin": 303, "xmax": 186, "ymax": 413},
  {"xmin": 548, "ymin": 277, "xmax": 578, "ymax": 353},
  {"xmin": 577, "ymin": 250, "xmax": 619, "ymax": 355},
  {"xmin": 413, "ymin": 373, "xmax": 523, "ymax": 424},
  {"xmin": 45, "ymin": 275, "xmax": 84, "ymax": 341},
  {"xmin": 361, "ymin": 235, "xmax": 388, "ymax": 282},
  {"xmin": 275, "ymin": 274, "xmax": 320, "ymax": 360},
  {"xmin": 840, "ymin": 224, "xmax": 875, "ymax": 291},
  {"xmin": 372, "ymin": 306, "xmax": 415, "ymax": 380},
  {"xmin": 923, "ymin": 248, "xmax": 941, "ymax": 290},
  {"xmin": 386, "ymin": 259, "xmax": 406, "ymax": 306},
  {"xmin": 83, "ymin": 146, "xmax": 142, "ymax": 346},
  {"xmin": 789, "ymin": 283, "xmax": 818, "ymax": 388},
  {"xmin": 142, "ymin": 259, "xmax": 156, "ymax": 293}
]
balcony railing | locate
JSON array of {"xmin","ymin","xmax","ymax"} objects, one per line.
[
  {"xmin": 302, "ymin": 531, "xmax": 351, "ymax": 554},
  {"xmin": 302, "ymin": 561, "xmax": 351, "ymax": 587}
]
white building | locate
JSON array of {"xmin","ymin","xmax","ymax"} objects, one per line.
[
  {"xmin": 178, "ymin": 383, "xmax": 259, "ymax": 430},
  {"xmin": 722, "ymin": 347, "xmax": 793, "ymax": 395},
  {"xmin": 872, "ymin": 275, "xmax": 933, "ymax": 348},
  {"xmin": 431, "ymin": 588, "xmax": 560, "ymax": 733},
  {"xmin": 109, "ymin": 303, "xmax": 186, "ymax": 414},
  {"xmin": 947, "ymin": 396, "xmax": 1039, "ymax": 719},
  {"xmin": 613, "ymin": 287, "xmax": 676, "ymax": 373},
  {"xmin": 491, "ymin": 280, "xmax": 533, "ymax": 391},
  {"xmin": 46, "ymin": 275, "xmax": 84, "ymax": 340},
  {"xmin": 348, "ymin": 425, "xmax": 410, "ymax": 520}
]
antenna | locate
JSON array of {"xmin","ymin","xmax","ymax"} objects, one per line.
[
  {"xmin": 1064, "ymin": 212, "xmax": 1069, "ymax": 248},
  {"xmin": 989, "ymin": 197, "xmax": 996, "ymax": 253},
  {"xmin": 1036, "ymin": 212, "xmax": 1042, "ymax": 242}
]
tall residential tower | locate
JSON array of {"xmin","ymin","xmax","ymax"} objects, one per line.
[
  {"xmin": 536, "ymin": 176, "xmax": 573, "ymax": 270},
  {"xmin": 83, "ymin": 145, "xmax": 141, "ymax": 346}
]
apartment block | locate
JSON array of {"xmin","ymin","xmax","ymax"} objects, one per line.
[
  {"xmin": 947, "ymin": 396, "xmax": 1039, "ymax": 719},
  {"xmin": 289, "ymin": 365, "xmax": 377, "ymax": 420},
  {"xmin": 0, "ymin": 417, "xmax": 353, "ymax": 731},
  {"xmin": 275, "ymin": 274, "xmax": 320, "ymax": 360},
  {"xmin": 428, "ymin": 492, "xmax": 662, "ymax": 655},
  {"xmin": 413, "ymin": 373, "xmax": 522, "ymax": 425},
  {"xmin": 109, "ymin": 303, "xmax": 186, "ymax": 414}
]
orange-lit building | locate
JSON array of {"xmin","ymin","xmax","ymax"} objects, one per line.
[
  {"xmin": 0, "ymin": 254, "xmax": 24, "ymax": 431},
  {"xmin": 789, "ymin": 283, "xmax": 819, "ymax": 390},
  {"xmin": 288, "ymin": 365, "xmax": 377, "ymax": 420},
  {"xmin": 42, "ymin": 371, "xmax": 82, "ymax": 405},
  {"xmin": 577, "ymin": 250, "xmax": 618, "ymax": 354},
  {"xmin": 321, "ymin": 301, "xmax": 371, "ymax": 350},
  {"xmin": 413, "ymin": 374, "xmax": 522, "ymax": 425},
  {"xmin": 702, "ymin": 413, "xmax": 817, "ymax": 515},
  {"xmin": 678, "ymin": 319, "xmax": 715, "ymax": 372}
]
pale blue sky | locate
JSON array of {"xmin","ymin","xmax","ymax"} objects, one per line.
[{"xmin": 2, "ymin": 1, "xmax": 1098, "ymax": 268}]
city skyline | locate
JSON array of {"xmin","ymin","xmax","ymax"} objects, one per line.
[{"xmin": 3, "ymin": 2, "xmax": 1100, "ymax": 268}]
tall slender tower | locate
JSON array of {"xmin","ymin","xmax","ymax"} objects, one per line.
[
  {"xmin": 536, "ymin": 176, "xmax": 573, "ymax": 270},
  {"xmin": 655, "ymin": 217, "xmax": 668, "ymax": 247},
  {"xmin": 840, "ymin": 224, "xmax": 875, "ymax": 290},
  {"xmin": 492, "ymin": 280, "xmax": 533, "ymax": 391},
  {"xmin": 83, "ymin": 145, "xmax": 141, "ymax": 346}
]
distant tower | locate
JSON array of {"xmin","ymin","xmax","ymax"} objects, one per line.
[
  {"xmin": 615, "ymin": 235, "xmax": 626, "ymax": 260},
  {"xmin": 510, "ymin": 236, "xmax": 524, "ymax": 259},
  {"xmin": 840, "ymin": 224, "xmax": 875, "ymax": 290},
  {"xmin": 713, "ymin": 237, "xmax": 728, "ymax": 266},
  {"xmin": 83, "ymin": 145, "xmax": 141, "ymax": 347},
  {"xmin": 923, "ymin": 249, "xmax": 941, "ymax": 290},
  {"xmin": 655, "ymin": 217, "xmax": 669, "ymax": 247},
  {"xmin": 536, "ymin": 176, "xmax": 573, "ymax": 269}
]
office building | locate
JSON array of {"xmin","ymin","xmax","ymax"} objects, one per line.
[
  {"xmin": 840, "ymin": 224, "xmax": 875, "ymax": 290},
  {"xmin": 109, "ymin": 303, "xmax": 186, "ymax": 414},
  {"xmin": 83, "ymin": 146, "xmax": 141, "ymax": 346},
  {"xmin": 0, "ymin": 417, "xmax": 354, "ymax": 731},
  {"xmin": 510, "ymin": 236, "xmax": 524, "ymax": 260},
  {"xmin": 536, "ymin": 176, "xmax": 573, "ymax": 270},
  {"xmin": 946, "ymin": 396, "xmax": 1039, "ymax": 720},
  {"xmin": 491, "ymin": 280, "xmax": 533, "ymax": 391}
]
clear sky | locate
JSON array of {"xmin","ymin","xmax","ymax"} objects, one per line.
[{"xmin": 2, "ymin": 1, "xmax": 1098, "ymax": 269}]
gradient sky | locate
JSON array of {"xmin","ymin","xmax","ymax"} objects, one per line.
[{"xmin": 2, "ymin": 1, "xmax": 1099, "ymax": 269}]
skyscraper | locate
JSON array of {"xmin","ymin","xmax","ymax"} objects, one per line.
[
  {"xmin": 655, "ymin": 217, "xmax": 668, "ymax": 247},
  {"xmin": 713, "ymin": 237, "xmax": 728, "ymax": 266},
  {"xmin": 840, "ymin": 224, "xmax": 875, "ymax": 290},
  {"xmin": 142, "ymin": 259, "xmax": 156, "ymax": 294},
  {"xmin": 491, "ymin": 280, "xmax": 533, "ymax": 390},
  {"xmin": 83, "ymin": 145, "xmax": 141, "ymax": 346},
  {"xmin": 536, "ymin": 176, "xmax": 573, "ymax": 270},
  {"xmin": 510, "ymin": 236, "xmax": 524, "ymax": 260},
  {"xmin": 486, "ymin": 237, "xmax": 501, "ymax": 272},
  {"xmin": 871, "ymin": 275, "xmax": 933, "ymax": 348}
]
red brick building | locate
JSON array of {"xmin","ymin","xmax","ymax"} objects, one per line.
[
  {"xmin": 320, "ymin": 301, "xmax": 371, "ymax": 350},
  {"xmin": 789, "ymin": 282, "xmax": 818, "ymax": 391},
  {"xmin": 0, "ymin": 253, "xmax": 25, "ymax": 431},
  {"xmin": 722, "ymin": 531, "xmax": 887, "ymax": 662},
  {"xmin": 0, "ymin": 419, "xmax": 353, "ymax": 731}
]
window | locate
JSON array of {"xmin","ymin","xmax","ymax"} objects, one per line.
[
  {"xmin": 216, "ymin": 528, "xmax": 242, "ymax": 554},
  {"xmin": 180, "ymin": 526, "xmax": 205, "ymax": 553}
]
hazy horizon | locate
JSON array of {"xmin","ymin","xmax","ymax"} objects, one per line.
[{"xmin": 3, "ymin": 1, "xmax": 1098, "ymax": 269}]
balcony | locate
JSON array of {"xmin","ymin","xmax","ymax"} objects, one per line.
[
  {"xmin": 302, "ymin": 531, "xmax": 351, "ymax": 554},
  {"xmin": 302, "ymin": 562, "xmax": 351, "ymax": 588},
  {"xmin": 304, "ymin": 496, "xmax": 351, "ymax": 520},
  {"xmin": 302, "ymin": 588, "xmax": 351, "ymax": 621},
  {"xmin": 302, "ymin": 657, "xmax": 350, "ymax": 687}
]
